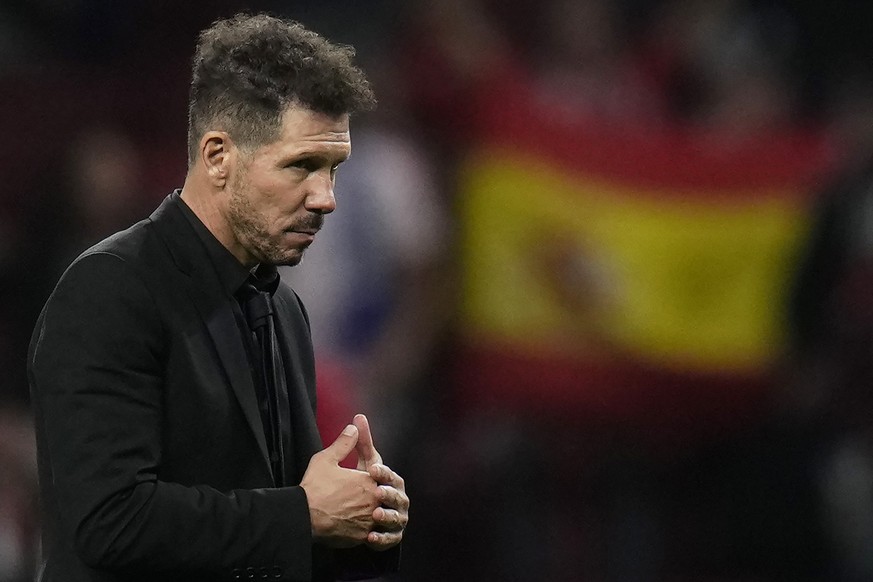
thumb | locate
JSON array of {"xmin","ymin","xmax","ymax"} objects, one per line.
[{"xmin": 323, "ymin": 424, "xmax": 359, "ymax": 464}]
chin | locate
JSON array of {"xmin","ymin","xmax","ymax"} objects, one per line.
[
  {"xmin": 278, "ymin": 257, "xmax": 303, "ymax": 267},
  {"xmin": 271, "ymin": 250, "xmax": 305, "ymax": 267},
  {"xmin": 254, "ymin": 239, "xmax": 308, "ymax": 267}
]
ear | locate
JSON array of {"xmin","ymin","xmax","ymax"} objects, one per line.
[{"xmin": 199, "ymin": 131, "xmax": 233, "ymax": 187}]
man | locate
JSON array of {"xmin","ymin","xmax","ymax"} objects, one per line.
[{"xmin": 27, "ymin": 13, "xmax": 408, "ymax": 582}]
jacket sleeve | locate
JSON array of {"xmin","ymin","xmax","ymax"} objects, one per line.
[{"xmin": 29, "ymin": 251, "xmax": 314, "ymax": 581}]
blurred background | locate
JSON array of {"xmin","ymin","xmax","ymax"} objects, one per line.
[{"xmin": 2, "ymin": 0, "xmax": 873, "ymax": 580}]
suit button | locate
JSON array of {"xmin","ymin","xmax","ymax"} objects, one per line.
[
  {"xmin": 246, "ymin": 566, "xmax": 256, "ymax": 578},
  {"xmin": 231, "ymin": 568, "xmax": 243, "ymax": 580},
  {"xmin": 271, "ymin": 566, "xmax": 284, "ymax": 579}
]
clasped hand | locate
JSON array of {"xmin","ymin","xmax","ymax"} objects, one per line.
[{"xmin": 300, "ymin": 414, "xmax": 408, "ymax": 551}]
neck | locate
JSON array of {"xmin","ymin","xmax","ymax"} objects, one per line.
[{"xmin": 179, "ymin": 174, "xmax": 255, "ymax": 268}]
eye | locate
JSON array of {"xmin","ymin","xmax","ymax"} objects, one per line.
[{"xmin": 288, "ymin": 158, "xmax": 320, "ymax": 173}]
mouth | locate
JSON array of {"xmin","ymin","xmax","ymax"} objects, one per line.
[{"xmin": 284, "ymin": 229, "xmax": 317, "ymax": 247}]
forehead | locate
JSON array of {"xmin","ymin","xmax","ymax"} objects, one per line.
[{"xmin": 266, "ymin": 105, "xmax": 351, "ymax": 156}]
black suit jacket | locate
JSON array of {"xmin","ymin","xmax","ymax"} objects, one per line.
[{"xmin": 28, "ymin": 192, "xmax": 397, "ymax": 581}]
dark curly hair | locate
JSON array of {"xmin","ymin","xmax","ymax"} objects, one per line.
[{"xmin": 187, "ymin": 13, "xmax": 376, "ymax": 166}]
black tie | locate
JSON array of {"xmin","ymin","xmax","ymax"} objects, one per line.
[{"xmin": 239, "ymin": 279, "xmax": 289, "ymax": 487}]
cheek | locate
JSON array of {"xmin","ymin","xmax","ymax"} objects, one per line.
[
  {"xmin": 247, "ymin": 175, "xmax": 307, "ymax": 231},
  {"xmin": 247, "ymin": 187, "xmax": 287, "ymax": 228},
  {"xmin": 266, "ymin": 208, "xmax": 301, "ymax": 240}
]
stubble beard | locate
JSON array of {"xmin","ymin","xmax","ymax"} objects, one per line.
[{"xmin": 227, "ymin": 180, "xmax": 305, "ymax": 267}]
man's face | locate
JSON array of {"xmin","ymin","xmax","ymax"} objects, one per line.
[{"xmin": 225, "ymin": 106, "xmax": 351, "ymax": 267}]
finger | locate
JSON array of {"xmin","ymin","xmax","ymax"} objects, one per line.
[
  {"xmin": 377, "ymin": 484, "xmax": 410, "ymax": 511},
  {"xmin": 366, "ymin": 530, "xmax": 403, "ymax": 551},
  {"xmin": 373, "ymin": 507, "xmax": 408, "ymax": 530},
  {"xmin": 369, "ymin": 464, "xmax": 404, "ymax": 489},
  {"xmin": 353, "ymin": 414, "xmax": 383, "ymax": 469},
  {"xmin": 322, "ymin": 424, "xmax": 359, "ymax": 464}
]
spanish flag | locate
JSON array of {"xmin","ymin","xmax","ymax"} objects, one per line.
[{"xmin": 454, "ymin": 75, "xmax": 834, "ymax": 433}]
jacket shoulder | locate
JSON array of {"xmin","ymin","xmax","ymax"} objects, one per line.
[{"xmin": 78, "ymin": 218, "xmax": 157, "ymax": 263}]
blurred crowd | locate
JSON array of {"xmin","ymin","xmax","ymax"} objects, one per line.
[{"xmin": 2, "ymin": 0, "xmax": 873, "ymax": 580}]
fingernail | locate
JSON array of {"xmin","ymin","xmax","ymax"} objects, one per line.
[{"xmin": 342, "ymin": 425, "xmax": 356, "ymax": 436}]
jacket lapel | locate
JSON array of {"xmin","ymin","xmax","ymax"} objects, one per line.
[
  {"xmin": 199, "ymin": 296, "xmax": 272, "ymax": 468},
  {"xmin": 148, "ymin": 194, "xmax": 272, "ymax": 473},
  {"xmin": 273, "ymin": 290, "xmax": 323, "ymax": 481}
]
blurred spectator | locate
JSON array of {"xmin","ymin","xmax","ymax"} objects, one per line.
[
  {"xmin": 642, "ymin": 0, "xmax": 801, "ymax": 130},
  {"xmin": 45, "ymin": 126, "xmax": 147, "ymax": 262},
  {"xmin": 786, "ymin": 72, "xmax": 873, "ymax": 582},
  {"xmin": 526, "ymin": 0, "xmax": 664, "ymax": 123}
]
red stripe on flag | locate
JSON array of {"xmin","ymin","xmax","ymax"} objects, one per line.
[
  {"xmin": 452, "ymin": 340, "xmax": 773, "ymax": 443},
  {"xmin": 473, "ymin": 74, "xmax": 835, "ymax": 195}
]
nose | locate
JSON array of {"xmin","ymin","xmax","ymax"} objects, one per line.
[{"xmin": 304, "ymin": 171, "xmax": 336, "ymax": 215}]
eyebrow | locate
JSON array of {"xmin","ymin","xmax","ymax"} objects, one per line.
[
  {"xmin": 282, "ymin": 152, "xmax": 350, "ymax": 171},
  {"xmin": 295, "ymin": 151, "xmax": 349, "ymax": 162}
]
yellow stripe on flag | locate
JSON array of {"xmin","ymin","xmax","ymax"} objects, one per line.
[{"xmin": 459, "ymin": 149, "xmax": 811, "ymax": 372}]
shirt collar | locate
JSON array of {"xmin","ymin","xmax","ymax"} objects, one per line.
[{"xmin": 249, "ymin": 263, "xmax": 280, "ymax": 296}]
